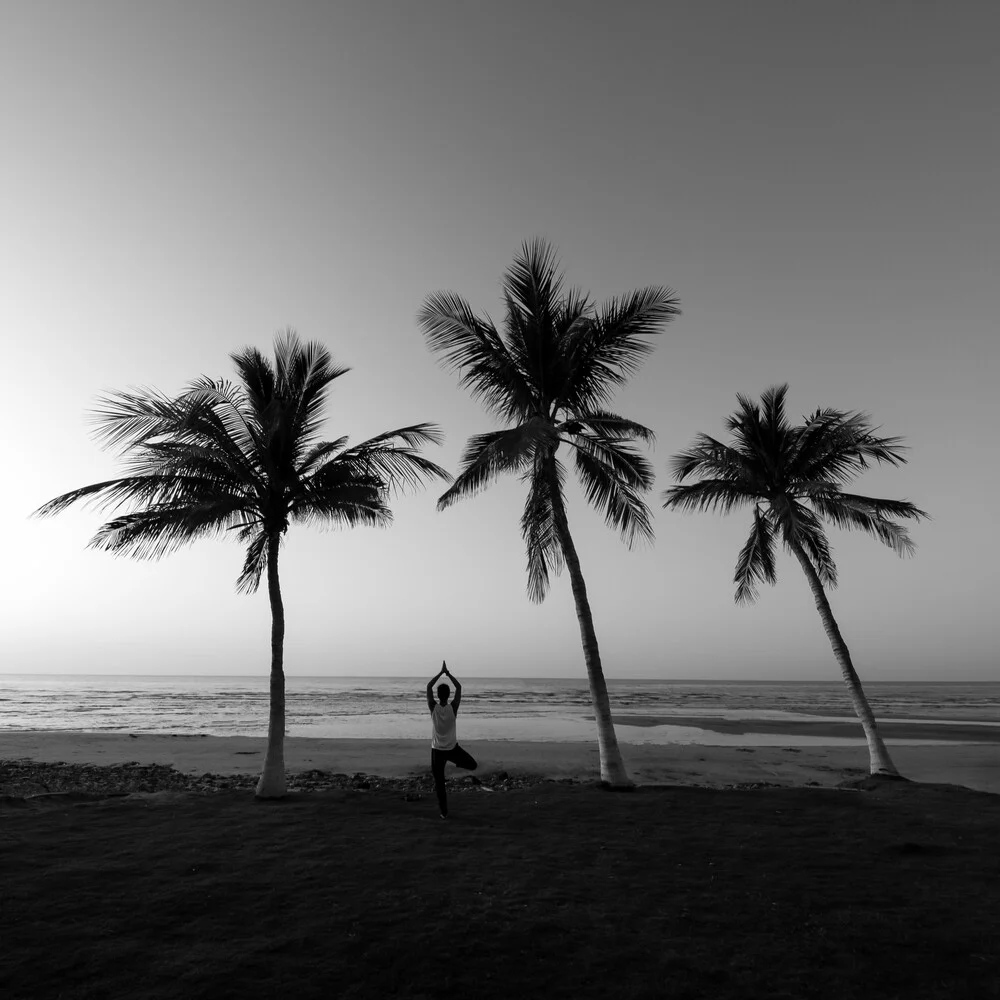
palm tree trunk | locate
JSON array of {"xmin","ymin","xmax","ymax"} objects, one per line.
[
  {"xmin": 787, "ymin": 539, "xmax": 898, "ymax": 776},
  {"xmin": 256, "ymin": 534, "xmax": 287, "ymax": 798},
  {"xmin": 546, "ymin": 463, "xmax": 633, "ymax": 788}
]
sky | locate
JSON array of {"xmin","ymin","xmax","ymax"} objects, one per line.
[{"xmin": 2, "ymin": 2, "xmax": 997, "ymax": 680}]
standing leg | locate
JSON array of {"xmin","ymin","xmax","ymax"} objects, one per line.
[
  {"xmin": 447, "ymin": 744, "xmax": 478, "ymax": 771},
  {"xmin": 431, "ymin": 748, "xmax": 448, "ymax": 817}
]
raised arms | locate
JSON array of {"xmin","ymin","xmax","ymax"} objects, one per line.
[
  {"xmin": 426, "ymin": 663, "xmax": 445, "ymax": 712},
  {"xmin": 426, "ymin": 661, "xmax": 462, "ymax": 713}
]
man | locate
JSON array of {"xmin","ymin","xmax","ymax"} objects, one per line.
[{"xmin": 426, "ymin": 661, "xmax": 477, "ymax": 818}]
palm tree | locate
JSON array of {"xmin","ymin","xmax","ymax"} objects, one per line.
[
  {"xmin": 418, "ymin": 239, "xmax": 680, "ymax": 787},
  {"xmin": 35, "ymin": 331, "xmax": 449, "ymax": 798},
  {"xmin": 662, "ymin": 384, "xmax": 928, "ymax": 776}
]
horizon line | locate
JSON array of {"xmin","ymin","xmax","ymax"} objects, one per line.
[{"xmin": 0, "ymin": 673, "xmax": 993, "ymax": 684}]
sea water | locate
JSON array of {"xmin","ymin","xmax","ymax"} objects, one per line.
[{"xmin": 1, "ymin": 675, "xmax": 998, "ymax": 745}]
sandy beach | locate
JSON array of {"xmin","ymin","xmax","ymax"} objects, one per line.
[
  {"xmin": 2, "ymin": 729, "xmax": 997, "ymax": 793},
  {"xmin": 6, "ymin": 731, "xmax": 1000, "ymax": 999}
]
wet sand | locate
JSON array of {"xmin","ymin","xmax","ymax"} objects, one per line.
[
  {"xmin": 603, "ymin": 715, "xmax": 1000, "ymax": 742},
  {"xmin": 2, "ymin": 730, "xmax": 997, "ymax": 793}
]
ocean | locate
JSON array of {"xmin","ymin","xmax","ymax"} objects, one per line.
[{"xmin": 1, "ymin": 675, "xmax": 998, "ymax": 746}]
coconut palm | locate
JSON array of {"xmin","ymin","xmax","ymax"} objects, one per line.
[
  {"xmin": 662, "ymin": 384, "xmax": 928, "ymax": 775},
  {"xmin": 419, "ymin": 239, "xmax": 680, "ymax": 787},
  {"xmin": 35, "ymin": 331, "xmax": 449, "ymax": 798}
]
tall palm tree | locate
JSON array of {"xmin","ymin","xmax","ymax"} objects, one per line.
[
  {"xmin": 35, "ymin": 331, "xmax": 449, "ymax": 798},
  {"xmin": 662, "ymin": 384, "xmax": 928, "ymax": 776},
  {"xmin": 419, "ymin": 239, "xmax": 680, "ymax": 787}
]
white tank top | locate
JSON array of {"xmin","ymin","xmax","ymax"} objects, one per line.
[{"xmin": 431, "ymin": 704, "xmax": 456, "ymax": 750}]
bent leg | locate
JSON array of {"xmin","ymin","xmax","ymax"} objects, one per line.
[
  {"xmin": 448, "ymin": 744, "xmax": 478, "ymax": 771},
  {"xmin": 431, "ymin": 749, "xmax": 448, "ymax": 816}
]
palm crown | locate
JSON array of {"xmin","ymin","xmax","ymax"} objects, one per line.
[
  {"xmin": 419, "ymin": 239, "xmax": 681, "ymax": 600},
  {"xmin": 662, "ymin": 384, "xmax": 928, "ymax": 603},
  {"xmin": 35, "ymin": 331, "xmax": 449, "ymax": 590}
]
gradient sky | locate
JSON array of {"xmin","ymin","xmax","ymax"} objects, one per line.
[{"xmin": 3, "ymin": 2, "xmax": 997, "ymax": 679}]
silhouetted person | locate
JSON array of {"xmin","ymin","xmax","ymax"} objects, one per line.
[{"xmin": 426, "ymin": 661, "xmax": 477, "ymax": 817}]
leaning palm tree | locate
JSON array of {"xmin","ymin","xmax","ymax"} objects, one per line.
[
  {"xmin": 419, "ymin": 239, "xmax": 680, "ymax": 787},
  {"xmin": 662, "ymin": 384, "xmax": 928, "ymax": 776},
  {"xmin": 35, "ymin": 331, "xmax": 449, "ymax": 798}
]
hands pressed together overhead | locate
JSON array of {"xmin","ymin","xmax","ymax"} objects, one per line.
[{"xmin": 427, "ymin": 660, "xmax": 457, "ymax": 689}]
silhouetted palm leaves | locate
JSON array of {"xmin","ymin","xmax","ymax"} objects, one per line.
[
  {"xmin": 663, "ymin": 385, "xmax": 928, "ymax": 774},
  {"xmin": 420, "ymin": 239, "xmax": 680, "ymax": 785},
  {"xmin": 36, "ymin": 331, "xmax": 448, "ymax": 796}
]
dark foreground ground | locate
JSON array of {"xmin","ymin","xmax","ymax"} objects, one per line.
[{"xmin": 2, "ymin": 775, "xmax": 999, "ymax": 1000}]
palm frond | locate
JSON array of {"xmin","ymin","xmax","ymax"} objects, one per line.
[
  {"xmin": 810, "ymin": 492, "xmax": 927, "ymax": 557},
  {"xmin": 437, "ymin": 420, "xmax": 554, "ymax": 510},
  {"xmin": 40, "ymin": 331, "xmax": 448, "ymax": 598},
  {"xmin": 549, "ymin": 289, "xmax": 597, "ymax": 402},
  {"xmin": 662, "ymin": 479, "xmax": 760, "ymax": 515},
  {"xmin": 89, "ymin": 498, "xmax": 250, "ymax": 560},
  {"xmin": 151, "ymin": 386, "xmax": 262, "ymax": 488},
  {"xmin": 668, "ymin": 434, "xmax": 756, "ymax": 484},
  {"xmin": 851, "ymin": 431, "xmax": 910, "ymax": 467},
  {"xmin": 34, "ymin": 474, "xmax": 246, "ymax": 518},
  {"xmin": 667, "ymin": 385, "xmax": 925, "ymax": 600},
  {"xmin": 500, "ymin": 239, "xmax": 566, "ymax": 394},
  {"xmin": 418, "ymin": 291, "xmax": 535, "ymax": 421},
  {"xmin": 521, "ymin": 456, "xmax": 566, "ymax": 603},
  {"xmin": 349, "ymin": 423, "xmax": 445, "ymax": 452},
  {"xmin": 34, "ymin": 478, "xmax": 140, "ymax": 518},
  {"xmin": 180, "ymin": 377, "xmax": 256, "ymax": 457},
  {"xmin": 815, "ymin": 491, "xmax": 928, "ymax": 523},
  {"xmin": 760, "ymin": 384, "xmax": 790, "ymax": 439},
  {"xmin": 88, "ymin": 388, "xmax": 191, "ymax": 455},
  {"xmin": 229, "ymin": 345, "xmax": 275, "ymax": 431},
  {"xmin": 562, "ymin": 286, "xmax": 680, "ymax": 410},
  {"xmin": 788, "ymin": 408, "xmax": 842, "ymax": 470},
  {"xmin": 297, "ymin": 437, "xmax": 351, "ymax": 477},
  {"xmin": 569, "ymin": 411, "xmax": 656, "ymax": 445},
  {"xmin": 734, "ymin": 506, "xmax": 778, "ymax": 604},
  {"xmin": 503, "ymin": 239, "xmax": 564, "ymax": 331},
  {"xmin": 271, "ymin": 330, "xmax": 351, "ymax": 452},
  {"xmin": 821, "ymin": 507, "xmax": 915, "ymax": 557},
  {"xmin": 570, "ymin": 432, "xmax": 655, "ymax": 493},
  {"xmin": 291, "ymin": 493, "xmax": 391, "ymax": 528},
  {"xmin": 339, "ymin": 423, "xmax": 450, "ymax": 496},
  {"xmin": 796, "ymin": 409, "xmax": 910, "ymax": 484},
  {"xmin": 288, "ymin": 436, "xmax": 395, "ymax": 534},
  {"xmin": 573, "ymin": 448, "xmax": 654, "ymax": 547},
  {"xmin": 290, "ymin": 456, "xmax": 380, "ymax": 512},
  {"xmin": 422, "ymin": 243, "xmax": 670, "ymax": 602},
  {"xmin": 780, "ymin": 501, "xmax": 838, "ymax": 587},
  {"xmin": 289, "ymin": 476, "xmax": 392, "ymax": 531},
  {"xmin": 235, "ymin": 529, "xmax": 269, "ymax": 595},
  {"xmin": 125, "ymin": 440, "xmax": 257, "ymax": 493},
  {"xmin": 726, "ymin": 386, "xmax": 796, "ymax": 483}
]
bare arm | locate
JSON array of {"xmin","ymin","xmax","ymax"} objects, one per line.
[
  {"xmin": 444, "ymin": 664, "xmax": 463, "ymax": 714},
  {"xmin": 426, "ymin": 662, "xmax": 445, "ymax": 712}
]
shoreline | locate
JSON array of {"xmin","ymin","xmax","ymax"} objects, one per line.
[
  {"xmin": 2, "ymin": 730, "xmax": 998, "ymax": 794},
  {"xmin": 601, "ymin": 715, "xmax": 1000, "ymax": 742}
]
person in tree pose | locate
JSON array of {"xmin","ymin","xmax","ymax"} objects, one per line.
[{"xmin": 426, "ymin": 661, "xmax": 477, "ymax": 817}]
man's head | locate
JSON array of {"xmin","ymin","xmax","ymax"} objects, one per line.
[{"xmin": 437, "ymin": 683, "xmax": 450, "ymax": 705}]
